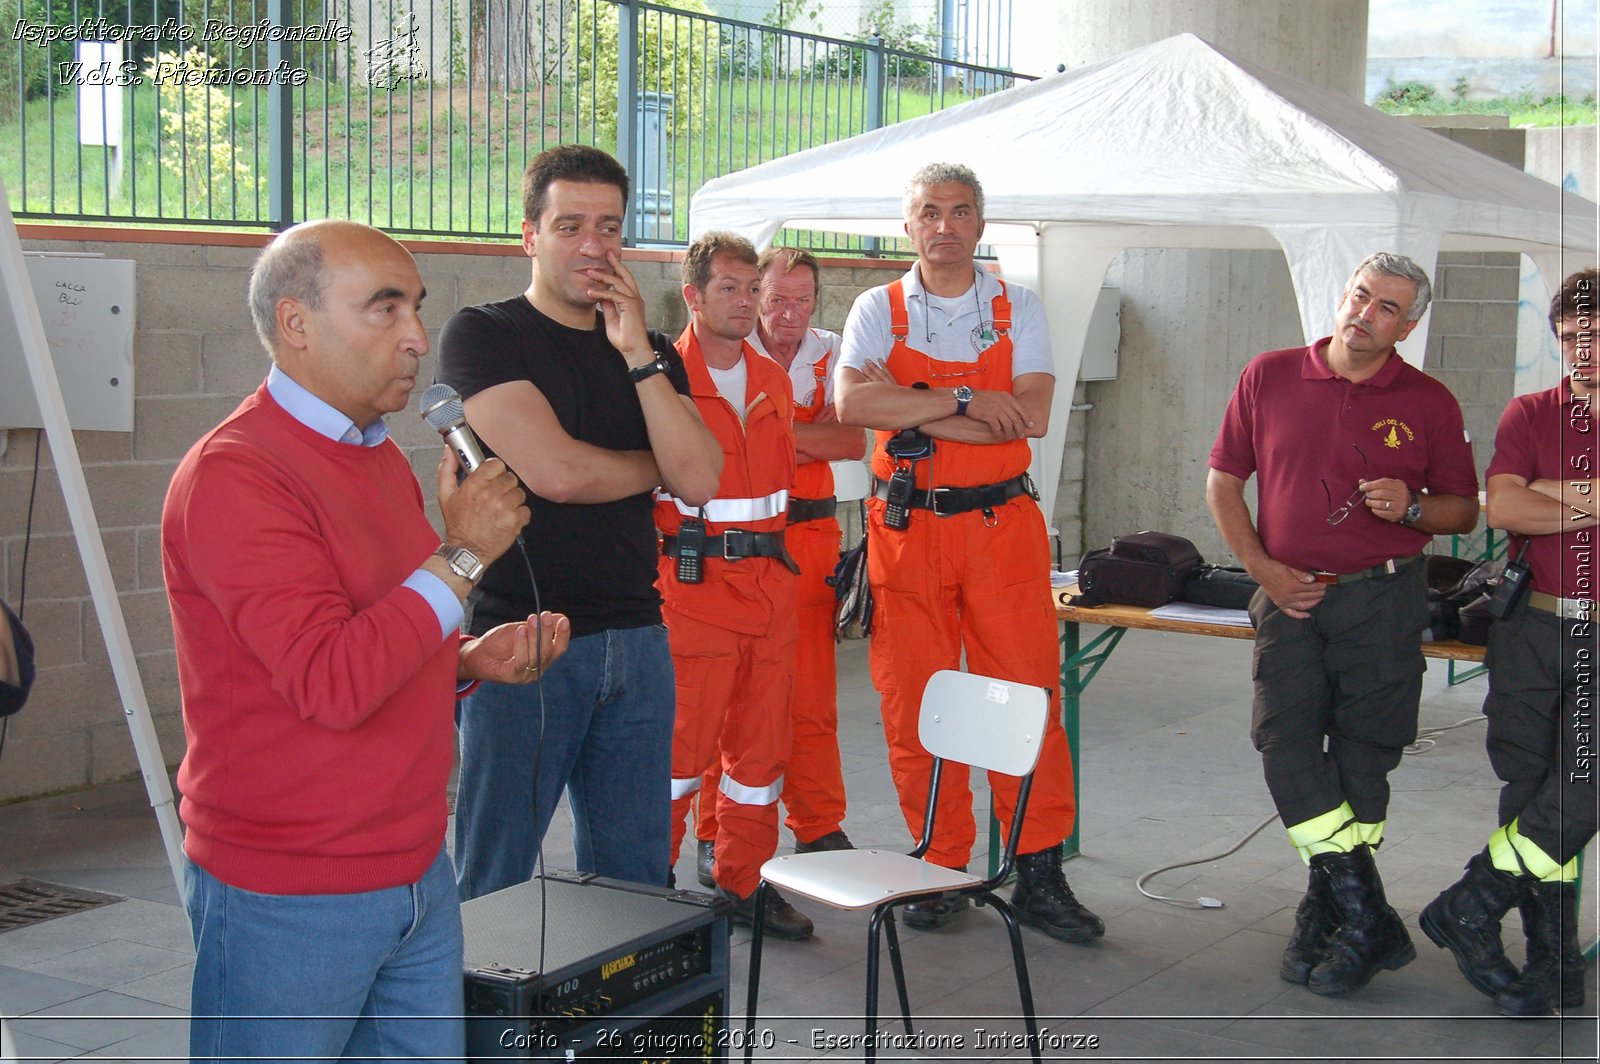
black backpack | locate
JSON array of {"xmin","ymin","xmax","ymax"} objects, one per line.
[
  {"xmin": 1426, "ymin": 554, "xmax": 1501, "ymax": 644},
  {"xmin": 1074, "ymin": 531, "xmax": 1204, "ymax": 608}
]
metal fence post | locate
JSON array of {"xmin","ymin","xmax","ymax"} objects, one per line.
[
  {"xmin": 864, "ymin": 32, "xmax": 886, "ymax": 254},
  {"xmin": 265, "ymin": 0, "xmax": 294, "ymax": 230},
  {"xmin": 865, "ymin": 33, "xmax": 886, "ymax": 131},
  {"xmin": 616, "ymin": 0, "xmax": 640, "ymax": 243}
]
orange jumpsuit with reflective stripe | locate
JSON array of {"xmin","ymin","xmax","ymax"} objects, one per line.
[
  {"xmin": 866, "ymin": 280, "xmax": 1075, "ymax": 869},
  {"xmin": 659, "ymin": 326, "xmax": 798, "ymax": 898},
  {"xmin": 697, "ymin": 345, "xmax": 848, "ymax": 848}
]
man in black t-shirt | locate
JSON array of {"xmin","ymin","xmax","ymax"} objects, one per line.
[{"xmin": 437, "ymin": 146, "xmax": 722, "ymax": 897}]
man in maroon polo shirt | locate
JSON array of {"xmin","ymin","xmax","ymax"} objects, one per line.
[
  {"xmin": 1420, "ymin": 267, "xmax": 1597, "ymax": 1017},
  {"xmin": 1207, "ymin": 252, "xmax": 1480, "ymax": 996}
]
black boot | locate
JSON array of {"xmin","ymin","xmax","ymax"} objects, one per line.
[
  {"xmin": 1306, "ymin": 845, "xmax": 1415, "ymax": 995},
  {"xmin": 902, "ymin": 865, "xmax": 970, "ymax": 931},
  {"xmin": 1011, "ymin": 847, "xmax": 1104, "ymax": 944},
  {"xmin": 718, "ymin": 884, "xmax": 815, "ymax": 941},
  {"xmin": 901, "ymin": 893, "xmax": 971, "ymax": 930},
  {"xmin": 1419, "ymin": 850, "xmax": 1527, "ymax": 999},
  {"xmin": 1496, "ymin": 880, "xmax": 1586, "ymax": 1016},
  {"xmin": 794, "ymin": 829, "xmax": 854, "ymax": 854},
  {"xmin": 1280, "ymin": 856, "xmax": 1339, "ymax": 985},
  {"xmin": 696, "ymin": 839, "xmax": 716, "ymax": 889}
]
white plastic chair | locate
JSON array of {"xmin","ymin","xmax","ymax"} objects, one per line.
[{"xmin": 742, "ymin": 669, "xmax": 1049, "ymax": 1063}]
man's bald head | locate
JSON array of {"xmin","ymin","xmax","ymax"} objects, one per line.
[{"xmin": 249, "ymin": 220, "xmax": 400, "ymax": 356}]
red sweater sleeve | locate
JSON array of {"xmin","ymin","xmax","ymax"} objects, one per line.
[{"xmin": 171, "ymin": 438, "xmax": 447, "ymax": 732}]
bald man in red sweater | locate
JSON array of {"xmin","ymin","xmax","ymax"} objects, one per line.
[{"xmin": 163, "ymin": 220, "xmax": 568, "ymax": 1063}]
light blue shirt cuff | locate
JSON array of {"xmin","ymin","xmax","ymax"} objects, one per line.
[{"xmin": 403, "ymin": 570, "xmax": 464, "ymax": 640}]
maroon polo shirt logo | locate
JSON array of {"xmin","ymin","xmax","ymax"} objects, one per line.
[{"xmin": 1369, "ymin": 418, "xmax": 1416, "ymax": 450}]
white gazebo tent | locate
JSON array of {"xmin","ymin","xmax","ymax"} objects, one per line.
[{"xmin": 690, "ymin": 33, "xmax": 1598, "ymax": 523}]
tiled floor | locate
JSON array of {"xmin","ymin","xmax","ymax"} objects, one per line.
[{"xmin": 1, "ymin": 630, "xmax": 1595, "ymax": 1062}]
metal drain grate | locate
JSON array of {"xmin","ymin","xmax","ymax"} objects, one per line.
[{"xmin": 0, "ymin": 878, "xmax": 122, "ymax": 933}]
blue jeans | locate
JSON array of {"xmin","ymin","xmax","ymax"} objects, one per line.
[
  {"xmin": 184, "ymin": 847, "xmax": 464, "ymax": 1063},
  {"xmin": 453, "ymin": 623, "xmax": 675, "ymax": 899}
]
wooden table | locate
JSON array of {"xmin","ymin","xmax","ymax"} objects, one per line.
[{"xmin": 1048, "ymin": 585, "xmax": 1486, "ymax": 859}]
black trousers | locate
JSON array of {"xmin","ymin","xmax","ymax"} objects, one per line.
[
  {"xmin": 1484, "ymin": 604, "xmax": 1599, "ymax": 865},
  {"xmin": 1249, "ymin": 562, "xmax": 1429, "ymax": 831}
]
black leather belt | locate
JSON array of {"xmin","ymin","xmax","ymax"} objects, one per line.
[
  {"xmin": 787, "ymin": 496, "xmax": 838, "ymax": 524},
  {"xmin": 662, "ymin": 529, "xmax": 800, "ymax": 572},
  {"xmin": 871, "ymin": 473, "xmax": 1038, "ymax": 517},
  {"xmin": 1310, "ymin": 555, "xmax": 1422, "ymax": 584}
]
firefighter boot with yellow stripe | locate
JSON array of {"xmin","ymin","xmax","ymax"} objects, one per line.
[{"xmin": 1307, "ymin": 844, "xmax": 1415, "ymax": 995}]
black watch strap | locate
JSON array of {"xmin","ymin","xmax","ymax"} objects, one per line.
[{"xmin": 628, "ymin": 356, "xmax": 671, "ymax": 384}]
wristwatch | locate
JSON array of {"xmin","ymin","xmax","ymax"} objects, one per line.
[
  {"xmin": 434, "ymin": 543, "xmax": 485, "ymax": 585},
  {"xmin": 953, "ymin": 385, "xmax": 975, "ymax": 417},
  {"xmin": 628, "ymin": 354, "xmax": 672, "ymax": 384},
  {"xmin": 1399, "ymin": 490, "xmax": 1423, "ymax": 526}
]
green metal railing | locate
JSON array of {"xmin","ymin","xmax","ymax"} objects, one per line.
[{"xmin": 2, "ymin": 0, "xmax": 1032, "ymax": 244}]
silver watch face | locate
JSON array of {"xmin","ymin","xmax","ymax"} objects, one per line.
[
  {"xmin": 439, "ymin": 545, "xmax": 483, "ymax": 580},
  {"xmin": 955, "ymin": 385, "xmax": 975, "ymax": 402}
]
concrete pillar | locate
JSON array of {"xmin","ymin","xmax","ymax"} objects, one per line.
[
  {"xmin": 1055, "ymin": 1, "xmax": 1373, "ymax": 564},
  {"xmin": 1058, "ymin": 0, "xmax": 1368, "ymax": 95}
]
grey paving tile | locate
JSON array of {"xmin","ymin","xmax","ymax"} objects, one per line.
[
  {"xmin": 110, "ymin": 961, "xmax": 193, "ymax": 1012},
  {"xmin": 0, "ymin": 964, "xmax": 100, "ymax": 1014},
  {"xmin": 13, "ymin": 990, "xmax": 185, "ymax": 1052},
  {"xmin": 26, "ymin": 939, "xmax": 190, "ymax": 990},
  {"xmin": 0, "ymin": 910, "xmax": 128, "ymax": 969},
  {"xmin": 0, "ymin": 1026, "xmax": 80, "ymax": 1064},
  {"xmin": 30, "ymin": 899, "xmax": 195, "ymax": 955},
  {"xmin": 81, "ymin": 1020, "xmax": 190, "ymax": 1063},
  {"xmin": 1531, "ymin": 1017, "xmax": 1599, "ymax": 1060}
]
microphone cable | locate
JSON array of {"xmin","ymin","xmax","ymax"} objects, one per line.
[{"xmin": 508, "ymin": 533, "xmax": 553, "ymax": 989}]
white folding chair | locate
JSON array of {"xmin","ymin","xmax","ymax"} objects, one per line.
[{"xmin": 742, "ymin": 669, "xmax": 1049, "ymax": 1063}]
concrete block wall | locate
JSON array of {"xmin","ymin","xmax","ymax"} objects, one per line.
[
  {"xmin": 1418, "ymin": 125, "xmax": 1528, "ymax": 478},
  {"xmin": 1079, "ymin": 249, "xmax": 1306, "ymax": 566},
  {"xmin": 0, "ymin": 232, "xmax": 901, "ymax": 803},
  {"xmin": 1428, "ymin": 251, "xmax": 1522, "ymax": 476}
]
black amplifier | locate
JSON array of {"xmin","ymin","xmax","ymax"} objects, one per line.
[{"xmin": 461, "ymin": 870, "xmax": 731, "ymax": 1062}]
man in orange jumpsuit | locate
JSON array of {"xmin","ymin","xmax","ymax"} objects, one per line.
[
  {"xmin": 660, "ymin": 233, "xmax": 812, "ymax": 939},
  {"xmin": 835, "ymin": 163, "xmax": 1102, "ymax": 942},
  {"xmin": 694, "ymin": 248, "xmax": 866, "ymax": 887}
]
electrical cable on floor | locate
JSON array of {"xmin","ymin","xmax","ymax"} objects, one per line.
[
  {"xmin": 1135, "ymin": 711, "xmax": 1489, "ymax": 909},
  {"xmin": 1405, "ymin": 711, "xmax": 1488, "ymax": 754},
  {"xmin": 1136, "ymin": 812, "xmax": 1279, "ymax": 909}
]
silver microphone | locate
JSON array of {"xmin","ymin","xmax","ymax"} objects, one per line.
[{"xmin": 418, "ymin": 383, "xmax": 487, "ymax": 473}]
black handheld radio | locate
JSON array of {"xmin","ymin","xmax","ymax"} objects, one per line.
[
  {"xmin": 1487, "ymin": 542, "xmax": 1532, "ymax": 619},
  {"xmin": 675, "ymin": 518, "xmax": 706, "ymax": 584},
  {"xmin": 882, "ymin": 430, "xmax": 934, "ymax": 532}
]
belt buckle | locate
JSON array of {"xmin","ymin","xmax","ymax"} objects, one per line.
[
  {"xmin": 929, "ymin": 487, "xmax": 957, "ymax": 516},
  {"xmin": 720, "ymin": 528, "xmax": 748, "ymax": 560},
  {"xmin": 1021, "ymin": 473, "xmax": 1040, "ymax": 501},
  {"xmin": 1311, "ymin": 570, "xmax": 1339, "ymax": 585}
]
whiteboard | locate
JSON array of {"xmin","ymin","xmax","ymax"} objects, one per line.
[{"xmin": 0, "ymin": 254, "xmax": 136, "ymax": 431}]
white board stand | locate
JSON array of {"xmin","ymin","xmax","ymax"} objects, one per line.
[{"xmin": 0, "ymin": 178, "xmax": 184, "ymax": 898}]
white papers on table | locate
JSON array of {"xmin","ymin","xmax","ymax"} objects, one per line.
[{"xmin": 1148, "ymin": 602, "xmax": 1253, "ymax": 628}]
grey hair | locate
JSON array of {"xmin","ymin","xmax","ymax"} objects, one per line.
[
  {"xmin": 248, "ymin": 232, "xmax": 327, "ymax": 354},
  {"xmin": 903, "ymin": 162, "xmax": 985, "ymax": 221},
  {"xmin": 1347, "ymin": 252, "xmax": 1432, "ymax": 322}
]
